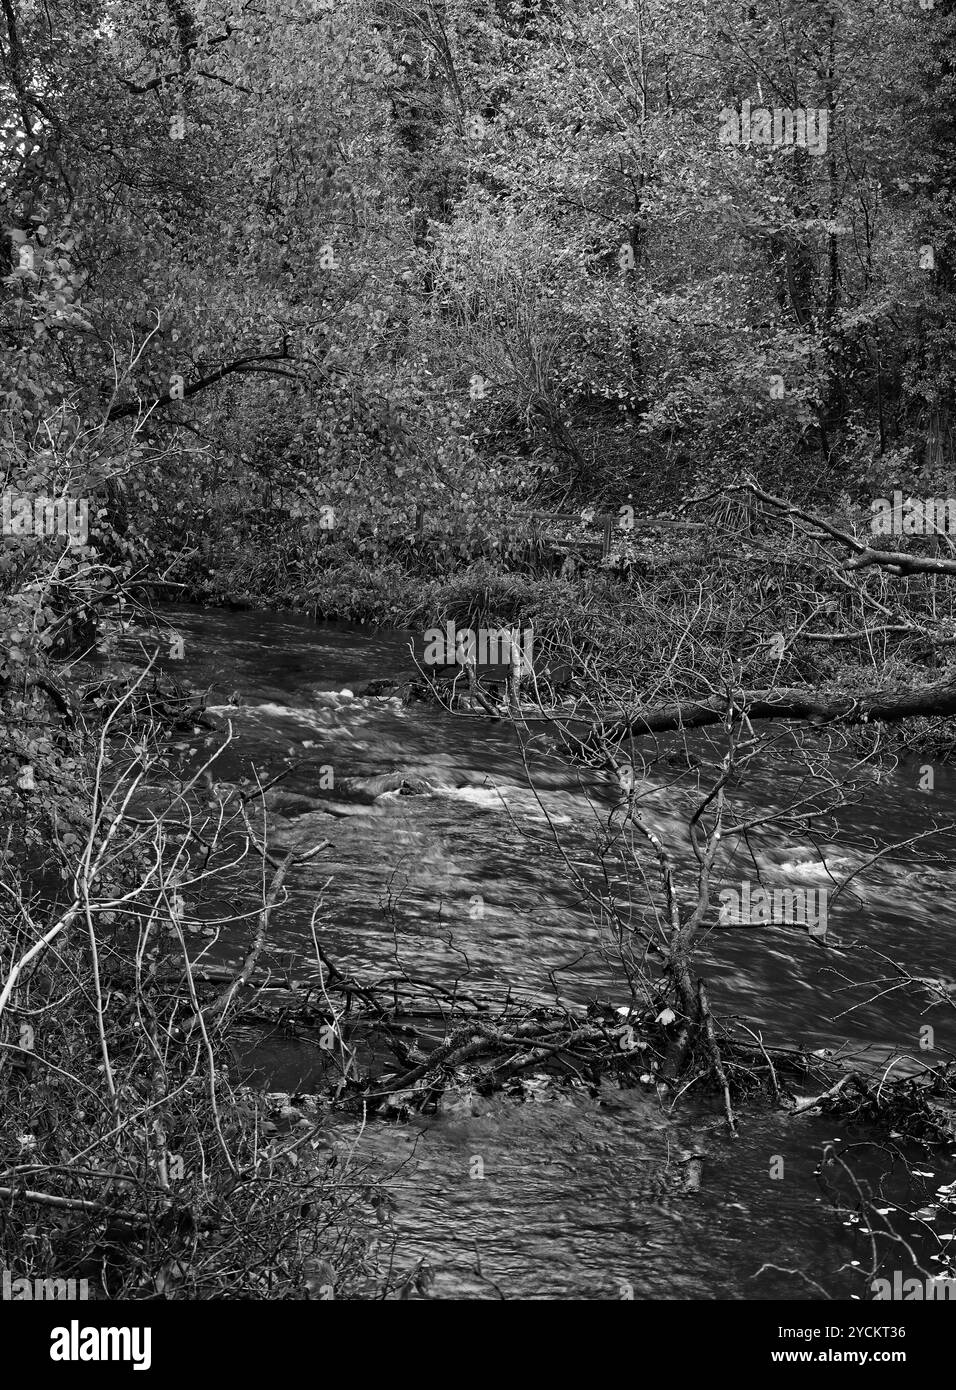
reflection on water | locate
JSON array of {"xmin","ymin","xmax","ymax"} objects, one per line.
[{"xmin": 143, "ymin": 605, "xmax": 956, "ymax": 1298}]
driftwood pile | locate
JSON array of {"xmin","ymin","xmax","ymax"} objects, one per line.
[{"xmin": 174, "ymin": 959, "xmax": 956, "ymax": 1146}]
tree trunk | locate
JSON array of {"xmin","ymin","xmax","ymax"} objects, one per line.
[{"xmin": 595, "ymin": 674, "xmax": 956, "ymax": 744}]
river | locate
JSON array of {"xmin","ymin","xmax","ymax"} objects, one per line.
[{"xmin": 137, "ymin": 604, "xmax": 956, "ymax": 1299}]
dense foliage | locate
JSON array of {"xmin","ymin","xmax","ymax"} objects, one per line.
[{"xmin": 1, "ymin": 0, "xmax": 953, "ymax": 614}]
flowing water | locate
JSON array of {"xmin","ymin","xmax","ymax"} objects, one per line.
[{"xmin": 139, "ymin": 604, "xmax": 956, "ymax": 1299}]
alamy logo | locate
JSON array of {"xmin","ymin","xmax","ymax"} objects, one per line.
[
  {"xmin": 49, "ymin": 1321, "xmax": 151, "ymax": 1370},
  {"xmin": 718, "ymin": 882, "xmax": 828, "ymax": 936},
  {"xmin": 423, "ymin": 621, "xmax": 534, "ymax": 670},
  {"xmin": 871, "ymin": 1272, "xmax": 956, "ymax": 1300},
  {"xmin": 719, "ymin": 100, "xmax": 828, "ymax": 156},
  {"xmin": 870, "ymin": 492, "xmax": 956, "ymax": 536},
  {"xmin": 1, "ymin": 491, "xmax": 89, "ymax": 544},
  {"xmin": 2, "ymin": 1267, "xmax": 90, "ymax": 1299}
]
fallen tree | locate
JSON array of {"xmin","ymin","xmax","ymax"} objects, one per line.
[
  {"xmin": 564, "ymin": 478, "xmax": 956, "ymax": 745},
  {"xmin": 723, "ymin": 480, "xmax": 956, "ymax": 577},
  {"xmin": 593, "ymin": 673, "xmax": 956, "ymax": 745}
]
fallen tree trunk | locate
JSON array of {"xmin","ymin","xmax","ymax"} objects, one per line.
[
  {"xmin": 726, "ymin": 480, "xmax": 956, "ymax": 576},
  {"xmin": 594, "ymin": 674, "xmax": 956, "ymax": 743}
]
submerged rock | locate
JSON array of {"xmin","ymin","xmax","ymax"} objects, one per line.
[{"xmin": 263, "ymin": 789, "xmax": 329, "ymax": 819}]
